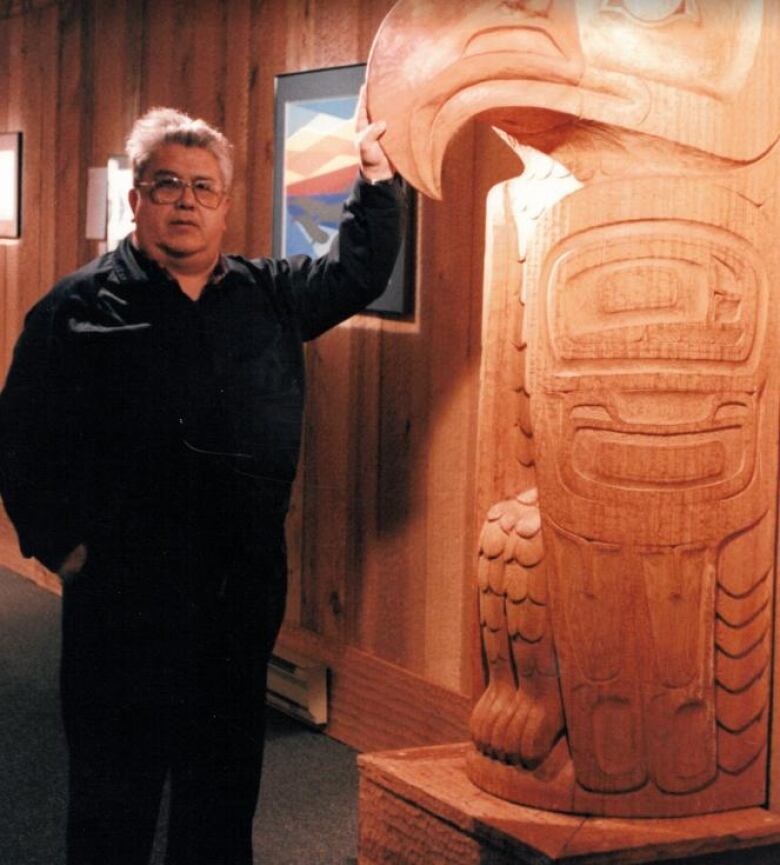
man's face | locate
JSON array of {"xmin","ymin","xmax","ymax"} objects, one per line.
[{"xmin": 129, "ymin": 143, "xmax": 230, "ymax": 272}]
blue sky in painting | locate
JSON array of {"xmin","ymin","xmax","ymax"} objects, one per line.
[
  {"xmin": 286, "ymin": 210, "xmax": 340, "ymax": 258},
  {"xmin": 286, "ymin": 96, "xmax": 358, "ymax": 136},
  {"xmin": 283, "ymin": 94, "xmax": 359, "ymax": 257}
]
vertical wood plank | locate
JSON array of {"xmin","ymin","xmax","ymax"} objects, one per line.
[
  {"xmin": 176, "ymin": 0, "xmax": 225, "ymax": 123},
  {"xmin": 419, "ymin": 126, "xmax": 482, "ymax": 690},
  {"xmin": 35, "ymin": 5, "xmax": 59, "ymax": 294},
  {"xmin": 55, "ymin": 0, "xmax": 89, "ymax": 278},
  {"xmin": 295, "ymin": 0, "xmax": 363, "ymax": 643},
  {"xmin": 139, "ymin": 0, "xmax": 180, "ymax": 111},
  {"xmin": 0, "ymin": 12, "xmax": 13, "ymax": 373},
  {"xmin": 3, "ymin": 6, "xmax": 24, "ymax": 366},
  {"xmin": 86, "ymin": 0, "xmax": 143, "ymax": 260},
  {"xmin": 222, "ymin": 0, "xmax": 251, "ymax": 254},
  {"xmin": 358, "ymin": 313, "xmax": 429, "ymax": 671},
  {"xmin": 89, "ymin": 0, "xmax": 143, "ymax": 171},
  {"xmin": 16, "ymin": 4, "xmax": 55, "ymax": 316},
  {"xmin": 246, "ymin": 0, "xmax": 286, "ymax": 255}
]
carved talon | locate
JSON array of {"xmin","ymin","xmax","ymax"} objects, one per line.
[
  {"xmin": 470, "ymin": 683, "xmax": 497, "ymax": 749},
  {"xmin": 491, "ymin": 689, "xmax": 532, "ymax": 761},
  {"xmin": 471, "ymin": 681, "xmax": 511, "ymax": 754},
  {"xmin": 478, "ymin": 658, "xmax": 565, "ymax": 766},
  {"xmin": 506, "ymin": 681, "xmax": 565, "ymax": 768}
]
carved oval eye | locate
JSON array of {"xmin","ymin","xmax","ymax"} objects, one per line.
[{"xmin": 601, "ymin": 0, "xmax": 698, "ymax": 26}]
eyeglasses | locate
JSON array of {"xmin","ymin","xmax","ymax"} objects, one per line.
[{"xmin": 135, "ymin": 175, "xmax": 225, "ymax": 209}]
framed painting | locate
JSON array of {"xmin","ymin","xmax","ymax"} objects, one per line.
[
  {"xmin": 273, "ymin": 64, "xmax": 414, "ymax": 317},
  {"xmin": 0, "ymin": 132, "xmax": 22, "ymax": 238}
]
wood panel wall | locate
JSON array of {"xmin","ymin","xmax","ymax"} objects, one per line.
[{"xmin": 0, "ymin": 0, "xmax": 519, "ymax": 752}]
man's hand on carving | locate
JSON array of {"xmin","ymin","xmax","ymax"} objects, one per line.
[
  {"xmin": 58, "ymin": 543, "xmax": 88, "ymax": 584},
  {"xmin": 356, "ymin": 83, "xmax": 395, "ymax": 184}
]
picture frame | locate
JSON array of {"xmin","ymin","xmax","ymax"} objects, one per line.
[
  {"xmin": 0, "ymin": 132, "xmax": 22, "ymax": 239},
  {"xmin": 273, "ymin": 64, "xmax": 415, "ymax": 317},
  {"xmin": 106, "ymin": 155, "xmax": 135, "ymax": 251}
]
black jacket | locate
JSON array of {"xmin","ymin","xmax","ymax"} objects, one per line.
[{"xmin": 0, "ymin": 176, "xmax": 402, "ymax": 572}]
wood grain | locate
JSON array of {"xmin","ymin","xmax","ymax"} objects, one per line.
[
  {"xmin": 275, "ymin": 625, "xmax": 472, "ymax": 753},
  {"xmin": 366, "ymin": 0, "xmax": 780, "ymax": 815},
  {"xmin": 359, "ymin": 744, "xmax": 780, "ymax": 865}
]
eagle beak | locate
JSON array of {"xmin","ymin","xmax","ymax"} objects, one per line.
[{"xmin": 366, "ymin": 0, "xmax": 586, "ymax": 199}]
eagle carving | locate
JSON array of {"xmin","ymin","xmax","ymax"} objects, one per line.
[{"xmin": 367, "ymin": 0, "xmax": 780, "ymax": 816}]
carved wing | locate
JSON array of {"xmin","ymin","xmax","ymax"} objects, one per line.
[{"xmin": 716, "ymin": 514, "xmax": 773, "ymax": 777}]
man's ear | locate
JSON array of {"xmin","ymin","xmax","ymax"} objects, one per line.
[{"xmin": 128, "ymin": 186, "xmax": 139, "ymax": 219}]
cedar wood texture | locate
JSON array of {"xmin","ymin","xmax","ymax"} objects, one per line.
[{"xmin": 0, "ymin": 0, "xmax": 520, "ymax": 752}]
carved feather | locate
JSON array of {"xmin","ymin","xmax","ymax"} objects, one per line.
[
  {"xmin": 507, "ymin": 598, "xmax": 547, "ymax": 644},
  {"xmin": 477, "ymin": 555, "xmax": 491, "ymax": 592},
  {"xmin": 516, "ymin": 387, "xmax": 533, "ymax": 439},
  {"xmin": 718, "ymin": 514, "xmax": 774, "ymax": 597},
  {"xmin": 504, "ymin": 560, "xmax": 529, "ymax": 603},
  {"xmin": 718, "ymin": 718, "xmax": 767, "ymax": 775},
  {"xmin": 716, "ymin": 667, "xmax": 769, "ymax": 734},
  {"xmin": 715, "ymin": 613, "xmax": 770, "ymax": 660},
  {"xmin": 516, "ymin": 487, "xmax": 538, "ymax": 506},
  {"xmin": 487, "ymin": 555, "xmax": 509, "ymax": 598},
  {"xmin": 716, "ymin": 648, "xmax": 770, "ymax": 694},
  {"xmin": 716, "ymin": 571, "xmax": 771, "ymax": 626},
  {"xmin": 513, "ymin": 503, "xmax": 541, "ymax": 539},
  {"xmin": 513, "ymin": 531, "xmax": 544, "ymax": 569},
  {"xmin": 482, "ymin": 619, "xmax": 511, "ymax": 664},
  {"xmin": 480, "ymin": 517, "xmax": 510, "ymax": 560},
  {"xmin": 515, "ymin": 425, "xmax": 535, "ymax": 468},
  {"xmin": 482, "ymin": 588, "xmax": 508, "ymax": 632}
]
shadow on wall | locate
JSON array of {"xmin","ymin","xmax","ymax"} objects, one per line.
[{"xmin": 294, "ymin": 124, "xmax": 522, "ymax": 675}]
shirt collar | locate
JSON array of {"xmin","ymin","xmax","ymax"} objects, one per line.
[
  {"xmin": 209, "ymin": 254, "xmax": 229, "ymax": 285},
  {"xmin": 125, "ymin": 235, "xmax": 228, "ymax": 288}
]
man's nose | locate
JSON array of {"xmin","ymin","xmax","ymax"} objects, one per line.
[{"xmin": 176, "ymin": 184, "xmax": 197, "ymax": 208}]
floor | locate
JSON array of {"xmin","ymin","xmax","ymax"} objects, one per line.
[{"xmin": 0, "ymin": 565, "xmax": 359, "ymax": 865}]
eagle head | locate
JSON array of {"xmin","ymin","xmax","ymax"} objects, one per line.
[{"xmin": 367, "ymin": 0, "xmax": 779, "ymax": 198}]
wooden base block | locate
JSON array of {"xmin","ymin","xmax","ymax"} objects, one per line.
[
  {"xmin": 466, "ymin": 742, "xmax": 767, "ymax": 818},
  {"xmin": 358, "ymin": 743, "xmax": 780, "ymax": 864}
]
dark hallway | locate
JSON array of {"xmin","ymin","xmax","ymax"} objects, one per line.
[{"xmin": 0, "ymin": 566, "xmax": 359, "ymax": 865}]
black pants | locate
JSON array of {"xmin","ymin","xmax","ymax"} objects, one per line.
[{"xmin": 60, "ymin": 529, "xmax": 287, "ymax": 865}]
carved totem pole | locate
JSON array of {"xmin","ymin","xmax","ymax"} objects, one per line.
[{"xmin": 368, "ymin": 0, "xmax": 780, "ymax": 817}]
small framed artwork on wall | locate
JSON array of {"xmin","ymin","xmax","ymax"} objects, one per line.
[
  {"xmin": 0, "ymin": 132, "xmax": 22, "ymax": 239},
  {"xmin": 273, "ymin": 64, "xmax": 415, "ymax": 317},
  {"xmin": 106, "ymin": 155, "xmax": 135, "ymax": 251}
]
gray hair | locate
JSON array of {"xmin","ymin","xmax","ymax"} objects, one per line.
[{"xmin": 126, "ymin": 107, "xmax": 234, "ymax": 190}]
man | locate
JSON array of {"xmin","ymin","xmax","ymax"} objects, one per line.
[{"xmin": 0, "ymin": 92, "xmax": 400, "ymax": 865}]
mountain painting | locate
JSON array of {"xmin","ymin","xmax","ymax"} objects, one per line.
[{"xmin": 282, "ymin": 96, "xmax": 359, "ymax": 258}]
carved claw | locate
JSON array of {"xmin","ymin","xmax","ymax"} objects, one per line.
[
  {"xmin": 490, "ymin": 689, "xmax": 532, "ymax": 761},
  {"xmin": 471, "ymin": 679, "xmax": 514, "ymax": 754},
  {"xmin": 504, "ymin": 677, "xmax": 565, "ymax": 768}
]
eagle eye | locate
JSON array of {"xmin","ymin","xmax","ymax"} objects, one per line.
[{"xmin": 600, "ymin": 0, "xmax": 700, "ymax": 26}]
